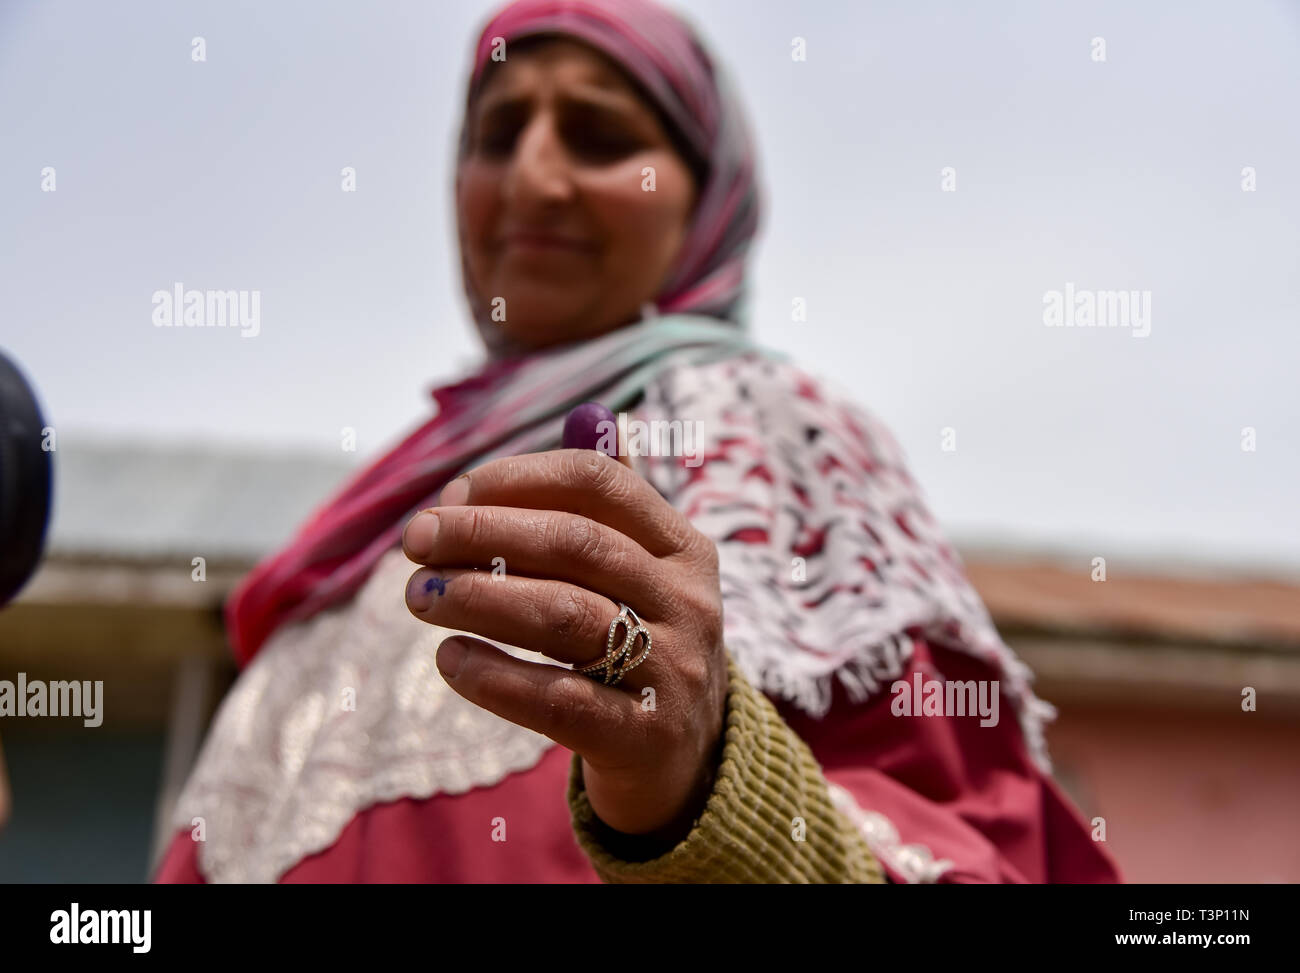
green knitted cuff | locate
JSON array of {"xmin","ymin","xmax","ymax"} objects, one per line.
[{"xmin": 566, "ymin": 656, "xmax": 886, "ymax": 884}]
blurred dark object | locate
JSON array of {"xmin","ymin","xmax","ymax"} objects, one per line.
[{"xmin": 0, "ymin": 350, "xmax": 52, "ymax": 607}]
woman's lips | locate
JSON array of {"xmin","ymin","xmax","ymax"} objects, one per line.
[{"xmin": 501, "ymin": 231, "xmax": 597, "ymax": 254}]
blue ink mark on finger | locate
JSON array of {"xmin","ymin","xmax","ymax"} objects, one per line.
[{"xmin": 424, "ymin": 576, "xmax": 448, "ymax": 596}]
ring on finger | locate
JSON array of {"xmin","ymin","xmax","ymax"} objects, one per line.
[{"xmin": 572, "ymin": 603, "xmax": 652, "ymax": 687}]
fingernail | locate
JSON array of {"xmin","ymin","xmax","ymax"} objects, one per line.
[
  {"xmin": 437, "ymin": 638, "xmax": 467, "ymax": 679},
  {"xmin": 406, "ymin": 569, "xmax": 447, "ymax": 612},
  {"xmin": 403, "ymin": 511, "xmax": 439, "ymax": 559},
  {"xmin": 439, "ymin": 475, "xmax": 470, "ymax": 506}
]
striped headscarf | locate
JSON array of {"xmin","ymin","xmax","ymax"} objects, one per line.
[{"xmin": 225, "ymin": 0, "xmax": 775, "ymax": 665}]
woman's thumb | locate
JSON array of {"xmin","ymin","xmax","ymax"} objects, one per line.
[{"xmin": 563, "ymin": 401, "xmax": 634, "ymax": 471}]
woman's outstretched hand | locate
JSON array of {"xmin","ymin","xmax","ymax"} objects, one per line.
[{"xmin": 401, "ymin": 446, "xmax": 729, "ymax": 847}]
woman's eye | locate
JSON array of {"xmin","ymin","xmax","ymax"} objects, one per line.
[
  {"xmin": 565, "ymin": 123, "xmax": 640, "ymax": 161},
  {"xmin": 477, "ymin": 123, "xmax": 521, "ymax": 157},
  {"xmin": 474, "ymin": 101, "xmax": 528, "ymax": 157}
]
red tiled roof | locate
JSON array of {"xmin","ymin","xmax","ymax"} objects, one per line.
[{"xmin": 964, "ymin": 559, "xmax": 1300, "ymax": 647}]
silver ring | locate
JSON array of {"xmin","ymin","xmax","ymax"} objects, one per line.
[{"xmin": 573, "ymin": 603, "xmax": 652, "ymax": 687}]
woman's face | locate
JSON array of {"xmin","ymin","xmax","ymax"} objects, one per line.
[{"xmin": 457, "ymin": 38, "xmax": 699, "ymax": 352}]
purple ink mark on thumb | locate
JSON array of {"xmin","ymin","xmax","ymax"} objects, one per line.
[{"xmin": 563, "ymin": 401, "xmax": 618, "ymax": 457}]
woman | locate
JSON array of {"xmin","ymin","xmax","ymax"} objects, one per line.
[{"xmin": 156, "ymin": 0, "xmax": 1121, "ymax": 884}]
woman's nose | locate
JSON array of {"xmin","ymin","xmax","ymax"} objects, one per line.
[{"xmin": 502, "ymin": 113, "xmax": 575, "ymax": 207}]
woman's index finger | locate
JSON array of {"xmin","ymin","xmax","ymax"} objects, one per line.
[{"xmin": 440, "ymin": 448, "xmax": 695, "ymax": 559}]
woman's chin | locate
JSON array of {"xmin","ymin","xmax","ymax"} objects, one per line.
[{"xmin": 495, "ymin": 308, "xmax": 609, "ymax": 349}]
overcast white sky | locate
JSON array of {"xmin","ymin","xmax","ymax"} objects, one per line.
[{"xmin": 2, "ymin": 0, "xmax": 1298, "ymax": 575}]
